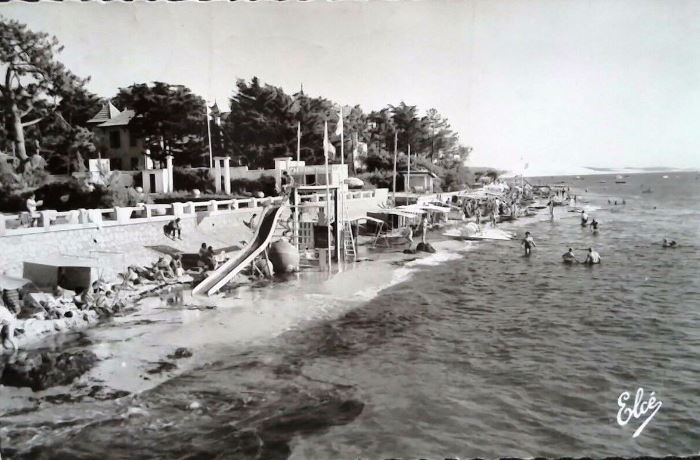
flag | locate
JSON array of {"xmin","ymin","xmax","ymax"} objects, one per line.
[
  {"xmin": 334, "ymin": 107, "xmax": 343, "ymax": 136},
  {"xmin": 324, "ymin": 121, "xmax": 336, "ymax": 160}
]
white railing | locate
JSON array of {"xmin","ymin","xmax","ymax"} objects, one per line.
[{"xmin": 0, "ymin": 189, "xmax": 389, "ymax": 237}]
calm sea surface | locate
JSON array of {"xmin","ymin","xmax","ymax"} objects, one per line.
[{"xmin": 3, "ymin": 171, "xmax": 700, "ymax": 459}]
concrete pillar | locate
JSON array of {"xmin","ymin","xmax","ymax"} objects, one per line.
[
  {"xmin": 213, "ymin": 158, "xmax": 222, "ymax": 193},
  {"xmin": 208, "ymin": 200, "xmax": 217, "ymax": 215},
  {"xmin": 185, "ymin": 201, "xmax": 195, "ymax": 215},
  {"xmin": 166, "ymin": 155, "xmax": 174, "ymax": 193},
  {"xmin": 172, "ymin": 202, "xmax": 184, "ymax": 218},
  {"xmin": 222, "ymin": 157, "xmax": 231, "ymax": 194},
  {"xmin": 79, "ymin": 208, "xmax": 89, "ymax": 224},
  {"xmin": 115, "ymin": 207, "xmax": 132, "ymax": 224},
  {"xmin": 39, "ymin": 211, "xmax": 52, "ymax": 228}
]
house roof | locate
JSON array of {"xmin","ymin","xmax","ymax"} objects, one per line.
[
  {"xmin": 97, "ymin": 109, "xmax": 135, "ymax": 127},
  {"xmin": 88, "ymin": 102, "xmax": 121, "ymax": 124},
  {"xmin": 399, "ymin": 170, "xmax": 438, "ymax": 178}
]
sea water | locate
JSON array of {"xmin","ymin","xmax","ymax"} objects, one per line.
[{"xmin": 2, "ymin": 172, "xmax": 699, "ymax": 459}]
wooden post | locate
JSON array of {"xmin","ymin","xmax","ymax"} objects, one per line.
[{"xmin": 392, "ymin": 131, "xmax": 398, "ymax": 205}]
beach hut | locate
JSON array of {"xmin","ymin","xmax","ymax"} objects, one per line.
[{"xmin": 23, "ymin": 256, "xmax": 98, "ymax": 292}]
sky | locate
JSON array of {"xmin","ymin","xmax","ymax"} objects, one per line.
[{"xmin": 2, "ymin": 1, "xmax": 700, "ymax": 176}]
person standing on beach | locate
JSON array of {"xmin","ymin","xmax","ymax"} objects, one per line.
[
  {"xmin": 548, "ymin": 199, "xmax": 555, "ymax": 220},
  {"xmin": 419, "ymin": 214, "xmax": 429, "ymax": 244},
  {"xmin": 475, "ymin": 206, "xmax": 482, "ymax": 225},
  {"xmin": 521, "ymin": 231, "xmax": 536, "ymax": 256}
]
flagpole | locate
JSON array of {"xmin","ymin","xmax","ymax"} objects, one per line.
[
  {"xmin": 324, "ymin": 121, "xmax": 332, "ymax": 271},
  {"xmin": 340, "ymin": 110, "xmax": 344, "ymax": 165},
  {"xmin": 297, "ymin": 121, "xmax": 301, "ymax": 163},
  {"xmin": 407, "ymin": 144, "xmax": 411, "ymax": 193},
  {"xmin": 392, "ymin": 131, "xmax": 398, "ymax": 205},
  {"xmin": 205, "ymin": 101, "xmax": 213, "ymax": 168}
]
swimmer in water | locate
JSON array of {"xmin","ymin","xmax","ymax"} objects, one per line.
[
  {"xmin": 580, "ymin": 210, "xmax": 589, "ymax": 227},
  {"xmin": 590, "ymin": 218, "xmax": 599, "ymax": 232},
  {"xmin": 662, "ymin": 238, "xmax": 677, "ymax": 248},
  {"xmin": 583, "ymin": 247, "xmax": 601, "ymax": 265},
  {"xmin": 521, "ymin": 231, "xmax": 536, "ymax": 256},
  {"xmin": 562, "ymin": 248, "xmax": 578, "ymax": 264}
]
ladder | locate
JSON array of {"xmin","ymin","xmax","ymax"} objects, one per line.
[{"xmin": 342, "ymin": 199, "xmax": 356, "ymax": 262}]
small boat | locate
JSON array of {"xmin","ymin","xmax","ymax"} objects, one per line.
[
  {"xmin": 662, "ymin": 175, "xmax": 669, "ymax": 179},
  {"xmin": 615, "ymin": 180, "xmax": 626, "ymax": 184}
]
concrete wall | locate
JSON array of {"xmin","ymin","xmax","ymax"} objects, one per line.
[
  {"xmin": 0, "ymin": 209, "xmax": 257, "ymax": 282},
  {"xmin": 0, "ymin": 189, "xmax": 390, "ymax": 282}
]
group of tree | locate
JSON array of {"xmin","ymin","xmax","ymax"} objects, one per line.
[
  {"xmin": 1, "ymin": 16, "xmax": 473, "ymax": 194},
  {"xmin": 221, "ymin": 78, "xmax": 471, "ymax": 180}
]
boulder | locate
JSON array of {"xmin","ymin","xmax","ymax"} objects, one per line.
[
  {"xmin": 416, "ymin": 242, "xmax": 436, "ymax": 253},
  {"xmin": 403, "ymin": 248, "xmax": 417, "ymax": 254},
  {"xmin": 1, "ymin": 350, "xmax": 98, "ymax": 391}
]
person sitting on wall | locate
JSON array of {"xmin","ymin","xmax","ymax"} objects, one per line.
[
  {"xmin": 244, "ymin": 213, "xmax": 258, "ymax": 231},
  {"xmin": 25, "ymin": 192, "xmax": 43, "ymax": 227},
  {"xmin": 164, "ymin": 218, "xmax": 182, "ymax": 240}
]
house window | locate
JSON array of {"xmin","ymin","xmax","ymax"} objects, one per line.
[
  {"xmin": 109, "ymin": 131, "xmax": 121, "ymax": 149},
  {"xmin": 305, "ymin": 174, "xmax": 315, "ymax": 185}
]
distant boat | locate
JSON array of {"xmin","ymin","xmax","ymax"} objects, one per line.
[
  {"xmin": 662, "ymin": 175, "xmax": 669, "ymax": 179},
  {"xmin": 616, "ymin": 175, "xmax": 623, "ymax": 179},
  {"xmin": 615, "ymin": 180, "xmax": 627, "ymax": 184}
]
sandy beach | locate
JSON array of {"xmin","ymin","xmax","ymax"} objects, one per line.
[{"xmin": 0, "ymin": 233, "xmax": 470, "ymax": 419}]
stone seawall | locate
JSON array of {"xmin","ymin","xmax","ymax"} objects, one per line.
[{"xmin": 0, "ymin": 209, "xmax": 258, "ymax": 281}]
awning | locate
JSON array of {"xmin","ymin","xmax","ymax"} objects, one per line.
[
  {"xmin": 24, "ymin": 256, "xmax": 98, "ymax": 268},
  {"xmin": 0, "ymin": 275, "xmax": 31, "ymax": 290},
  {"xmin": 350, "ymin": 216, "xmax": 387, "ymax": 225},
  {"xmin": 374, "ymin": 209, "xmax": 420, "ymax": 218},
  {"xmin": 419, "ymin": 204, "xmax": 451, "ymax": 213},
  {"xmin": 396, "ymin": 205, "xmax": 428, "ymax": 215}
]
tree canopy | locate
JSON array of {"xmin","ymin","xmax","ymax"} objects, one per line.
[
  {"xmin": 114, "ymin": 82, "xmax": 207, "ymax": 166},
  {"xmin": 0, "ymin": 16, "xmax": 96, "ymax": 169}
]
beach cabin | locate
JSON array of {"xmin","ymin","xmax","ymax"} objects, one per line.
[
  {"xmin": 399, "ymin": 170, "xmax": 437, "ymax": 193},
  {"xmin": 23, "ymin": 257, "xmax": 98, "ymax": 292}
]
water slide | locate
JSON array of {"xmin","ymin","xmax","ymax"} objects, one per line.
[{"xmin": 192, "ymin": 205, "xmax": 285, "ymax": 296}]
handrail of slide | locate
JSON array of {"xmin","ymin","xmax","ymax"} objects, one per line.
[{"xmin": 192, "ymin": 205, "xmax": 285, "ymax": 296}]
